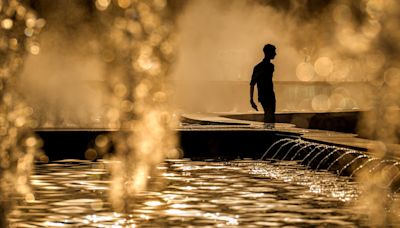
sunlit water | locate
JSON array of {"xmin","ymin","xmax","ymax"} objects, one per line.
[{"xmin": 8, "ymin": 159, "xmax": 372, "ymax": 227}]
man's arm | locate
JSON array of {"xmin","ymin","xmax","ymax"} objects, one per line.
[
  {"xmin": 250, "ymin": 66, "xmax": 259, "ymax": 111},
  {"xmin": 250, "ymin": 84, "xmax": 258, "ymax": 111}
]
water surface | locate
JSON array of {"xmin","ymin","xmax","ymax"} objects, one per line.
[{"xmin": 9, "ymin": 159, "xmax": 368, "ymax": 227}]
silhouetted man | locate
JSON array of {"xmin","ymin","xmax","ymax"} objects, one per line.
[{"xmin": 250, "ymin": 44, "xmax": 276, "ymax": 123}]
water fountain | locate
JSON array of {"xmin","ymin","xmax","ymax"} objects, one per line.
[{"xmin": 2, "ymin": 0, "xmax": 400, "ymax": 227}]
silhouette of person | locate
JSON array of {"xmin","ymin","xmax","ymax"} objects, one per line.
[{"xmin": 250, "ymin": 44, "xmax": 276, "ymax": 123}]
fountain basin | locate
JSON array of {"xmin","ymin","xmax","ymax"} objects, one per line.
[{"xmin": 34, "ymin": 113, "xmax": 400, "ymax": 190}]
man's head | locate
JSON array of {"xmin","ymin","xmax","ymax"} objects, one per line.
[{"xmin": 263, "ymin": 44, "xmax": 276, "ymax": 60}]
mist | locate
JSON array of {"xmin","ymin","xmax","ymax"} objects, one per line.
[
  {"xmin": 171, "ymin": 0, "xmax": 302, "ymax": 112},
  {"xmin": 19, "ymin": 1, "xmax": 107, "ymax": 127},
  {"xmin": 170, "ymin": 0, "xmax": 396, "ymax": 114}
]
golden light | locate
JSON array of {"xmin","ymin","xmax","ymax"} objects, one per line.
[
  {"xmin": 9, "ymin": 38, "xmax": 18, "ymax": 50},
  {"xmin": 384, "ymin": 67, "xmax": 400, "ymax": 87},
  {"xmin": 153, "ymin": 0, "xmax": 167, "ymax": 10},
  {"xmin": 362, "ymin": 19, "xmax": 381, "ymax": 39},
  {"xmin": 24, "ymin": 27, "xmax": 34, "ymax": 37},
  {"xmin": 25, "ymin": 18, "xmax": 36, "ymax": 28},
  {"xmin": 1, "ymin": 18, "xmax": 13, "ymax": 29},
  {"xmin": 25, "ymin": 136, "xmax": 37, "ymax": 147},
  {"xmin": 311, "ymin": 94, "xmax": 331, "ymax": 111},
  {"xmin": 113, "ymin": 83, "xmax": 128, "ymax": 98},
  {"xmin": 144, "ymin": 201, "xmax": 163, "ymax": 207},
  {"xmin": 332, "ymin": 4, "xmax": 352, "ymax": 24},
  {"xmin": 330, "ymin": 60, "xmax": 350, "ymax": 81},
  {"xmin": 95, "ymin": 0, "xmax": 111, "ymax": 11},
  {"xmin": 95, "ymin": 134, "xmax": 110, "ymax": 148},
  {"xmin": 29, "ymin": 45, "xmax": 40, "ymax": 55},
  {"xmin": 365, "ymin": 51, "xmax": 385, "ymax": 72},
  {"xmin": 90, "ymin": 199, "xmax": 104, "ymax": 211},
  {"xmin": 296, "ymin": 62, "xmax": 314, "ymax": 81},
  {"xmin": 85, "ymin": 148, "xmax": 98, "ymax": 160},
  {"xmin": 314, "ymin": 57, "xmax": 334, "ymax": 78},
  {"xmin": 117, "ymin": 0, "xmax": 131, "ymax": 9}
]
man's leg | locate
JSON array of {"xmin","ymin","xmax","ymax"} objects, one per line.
[{"xmin": 260, "ymin": 97, "xmax": 276, "ymax": 123}]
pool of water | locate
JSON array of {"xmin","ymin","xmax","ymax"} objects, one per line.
[{"xmin": 8, "ymin": 159, "xmax": 370, "ymax": 227}]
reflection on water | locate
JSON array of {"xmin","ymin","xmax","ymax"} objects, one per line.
[{"xmin": 7, "ymin": 159, "xmax": 374, "ymax": 227}]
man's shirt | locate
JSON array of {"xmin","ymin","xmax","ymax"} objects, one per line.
[{"xmin": 250, "ymin": 59, "xmax": 275, "ymax": 101}]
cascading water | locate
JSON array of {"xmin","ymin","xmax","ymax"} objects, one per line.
[
  {"xmin": 350, "ymin": 157, "xmax": 380, "ymax": 178},
  {"xmin": 314, "ymin": 147, "xmax": 342, "ymax": 169},
  {"xmin": 300, "ymin": 144, "xmax": 327, "ymax": 164},
  {"xmin": 88, "ymin": 1, "xmax": 179, "ymax": 212},
  {"xmin": 338, "ymin": 154, "xmax": 369, "ymax": 176},
  {"xmin": 0, "ymin": 1, "xmax": 45, "ymax": 226},
  {"xmin": 290, "ymin": 142, "xmax": 316, "ymax": 160},
  {"xmin": 260, "ymin": 138, "xmax": 293, "ymax": 160},
  {"xmin": 306, "ymin": 146, "xmax": 338, "ymax": 169},
  {"xmin": 260, "ymin": 137, "xmax": 400, "ymax": 192},
  {"xmin": 270, "ymin": 138, "xmax": 300, "ymax": 160},
  {"xmin": 326, "ymin": 150, "xmax": 364, "ymax": 172},
  {"xmin": 1, "ymin": 0, "xmax": 179, "ymax": 224}
]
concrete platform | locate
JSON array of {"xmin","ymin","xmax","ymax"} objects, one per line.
[{"xmin": 35, "ymin": 112, "xmax": 400, "ymax": 160}]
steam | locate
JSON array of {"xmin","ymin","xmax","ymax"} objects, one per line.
[
  {"xmin": 19, "ymin": 1, "xmax": 107, "ymax": 128},
  {"xmin": 170, "ymin": 0, "xmax": 392, "ymax": 113},
  {"xmin": 172, "ymin": 0, "xmax": 302, "ymax": 112}
]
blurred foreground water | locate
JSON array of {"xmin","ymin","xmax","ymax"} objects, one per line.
[{"xmin": 7, "ymin": 159, "xmax": 378, "ymax": 227}]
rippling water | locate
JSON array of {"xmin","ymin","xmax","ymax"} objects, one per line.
[{"xmin": 8, "ymin": 159, "xmax": 368, "ymax": 227}]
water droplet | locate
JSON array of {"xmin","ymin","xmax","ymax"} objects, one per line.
[
  {"xmin": 95, "ymin": 135, "xmax": 110, "ymax": 148},
  {"xmin": 118, "ymin": 0, "xmax": 131, "ymax": 8},
  {"xmin": 96, "ymin": 0, "xmax": 111, "ymax": 11},
  {"xmin": 85, "ymin": 149, "xmax": 98, "ymax": 160},
  {"xmin": 29, "ymin": 45, "xmax": 40, "ymax": 55},
  {"xmin": 1, "ymin": 18, "xmax": 13, "ymax": 30}
]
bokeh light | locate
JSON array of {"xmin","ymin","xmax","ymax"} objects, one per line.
[
  {"xmin": 296, "ymin": 62, "xmax": 314, "ymax": 81},
  {"xmin": 314, "ymin": 57, "xmax": 334, "ymax": 78}
]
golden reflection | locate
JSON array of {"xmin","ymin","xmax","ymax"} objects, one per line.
[
  {"xmin": 165, "ymin": 208, "xmax": 201, "ymax": 217},
  {"xmin": 144, "ymin": 200, "xmax": 163, "ymax": 207},
  {"xmin": 171, "ymin": 203, "xmax": 190, "ymax": 209},
  {"xmin": 90, "ymin": 199, "xmax": 104, "ymax": 211},
  {"xmin": 44, "ymin": 221, "xmax": 66, "ymax": 227}
]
